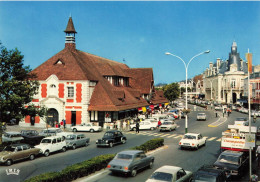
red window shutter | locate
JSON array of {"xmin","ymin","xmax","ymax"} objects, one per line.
[
  {"xmin": 76, "ymin": 111, "xmax": 82, "ymax": 125},
  {"xmin": 76, "ymin": 83, "xmax": 82, "ymax": 103},
  {"xmin": 59, "ymin": 83, "xmax": 65, "ymax": 98},
  {"xmin": 25, "ymin": 115, "xmax": 30, "ymax": 123},
  {"xmin": 41, "ymin": 84, "xmax": 47, "ymax": 98},
  {"xmin": 35, "ymin": 116, "xmax": 40, "ymax": 123},
  {"xmin": 65, "ymin": 111, "xmax": 71, "ymax": 124}
]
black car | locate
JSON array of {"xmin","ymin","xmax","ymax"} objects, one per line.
[
  {"xmin": 214, "ymin": 150, "xmax": 249, "ymax": 178},
  {"xmin": 192, "ymin": 165, "xmax": 227, "ymax": 182},
  {"xmin": 21, "ymin": 130, "xmax": 45, "ymax": 146},
  {"xmin": 96, "ymin": 130, "xmax": 127, "ymax": 148}
]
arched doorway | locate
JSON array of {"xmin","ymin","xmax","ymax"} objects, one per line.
[
  {"xmin": 232, "ymin": 93, "xmax": 237, "ymax": 103},
  {"xmin": 47, "ymin": 108, "xmax": 59, "ymax": 127}
]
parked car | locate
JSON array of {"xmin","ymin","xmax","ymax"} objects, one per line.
[
  {"xmin": 234, "ymin": 117, "xmax": 248, "ymax": 126},
  {"xmin": 0, "ymin": 143, "xmax": 40, "ymax": 166},
  {"xmin": 71, "ymin": 123, "xmax": 102, "ymax": 132},
  {"xmin": 179, "ymin": 133, "xmax": 206, "ymax": 150},
  {"xmin": 21, "ymin": 130, "xmax": 45, "ymax": 146},
  {"xmin": 214, "ymin": 105, "xmax": 222, "ymax": 110},
  {"xmin": 107, "ymin": 150, "xmax": 154, "ymax": 177},
  {"xmin": 146, "ymin": 165, "xmax": 193, "ymax": 182},
  {"xmin": 39, "ymin": 128, "xmax": 72, "ymax": 139},
  {"xmin": 130, "ymin": 121, "xmax": 157, "ymax": 131},
  {"xmin": 159, "ymin": 120, "xmax": 177, "ymax": 132},
  {"xmin": 65, "ymin": 134, "xmax": 90, "ymax": 149},
  {"xmin": 35, "ymin": 136, "xmax": 67, "ymax": 157},
  {"xmin": 2, "ymin": 132, "xmax": 24, "ymax": 144},
  {"xmin": 192, "ymin": 165, "xmax": 227, "ymax": 182},
  {"xmin": 96, "ymin": 130, "xmax": 127, "ymax": 148},
  {"xmin": 196, "ymin": 113, "xmax": 207, "ymax": 121},
  {"xmin": 213, "ymin": 150, "xmax": 249, "ymax": 178}
]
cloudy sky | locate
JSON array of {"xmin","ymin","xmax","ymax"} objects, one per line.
[{"xmin": 1, "ymin": 1, "xmax": 260, "ymax": 84}]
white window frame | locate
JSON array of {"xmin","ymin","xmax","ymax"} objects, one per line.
[{"xmin": 67, "ymin": 86, "xmax": 74, "ymax": 98}]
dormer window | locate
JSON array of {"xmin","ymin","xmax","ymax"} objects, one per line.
[
  {"xmin": 54, "ymin": 59, "xmax": 65, "ymax": 65},
  {"xmin": 124, "ymin": 77, "xmax": 129, "ymax": 87},
  {"xmin": 114, "ymin": 77, "xmax": 119, "ymax": 86}
]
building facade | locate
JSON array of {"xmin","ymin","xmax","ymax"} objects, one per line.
[{"xmin": 20, "ymin": 17, "xmax": 168, "ymax": 128}]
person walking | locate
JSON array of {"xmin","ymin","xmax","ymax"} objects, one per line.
[
  {"xmin": 257, "ymin": 145, "xmax": 260, "ymax": 167},
  {"xmin": 63, "ymin": 119, "xmax": 66, "ymax": 129},
  {"xmin": 136, "ymin": 121, "xmax": 140, "ymax": 134},
  {"xmin": 60, "ymin": 120, "xmax": 64, "ymax": 130},
  {"xmin": 253, "ymin": 113, "xmax": 257, "ymax": 123},
  {"xmin": 123, "ymin": 120, "xmax": 126, "ymax": 131}
]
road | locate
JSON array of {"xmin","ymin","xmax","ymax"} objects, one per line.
[{"xmin": 0, "ymin": 108, "xmax": 257, "ymax": 182}]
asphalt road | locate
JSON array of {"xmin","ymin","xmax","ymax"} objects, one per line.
[{"xmin": 0, "ymin": 108, "xmax": 258, "ymax": 182}]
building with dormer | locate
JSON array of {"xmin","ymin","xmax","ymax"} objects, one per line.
[{"xmin": 19, "ymin": 17, "xmax": 168, "ymax": 128}]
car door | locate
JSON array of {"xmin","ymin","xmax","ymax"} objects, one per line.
[
  {"xmin": 114, "ymin": 132, "xmax": 120, "ymax": 143},
  {"xmin": 176, "ymin": 169, "xmax": 188, "ymax": 182},
  {"xmin": 132, "ymin": 153, "xmax": 143, "ymax": 170},
  {"xmin": 76, "ymin": 135, "xmax": 83, "ymax": 147},
  {"xmin": 12, "ymin": 146, "xmax": 23, "ymax": 161},
  {"xmin": 139, "ymin": 122, "xmax": 145, "ymax": 130},
  {"xmin": 139, "ymin": 152, "xmax": 149, "ymax": 168},
  {"xmin": 57, "ymin": 137, "xmax": 63, "ymax": 149},
  {"xmin": 22, "ymin": 145, "xmax": 31, "ymax": 158},
  {"xmin": 51, "ymin": 138, "xmax": 58, "ymax": 152}
]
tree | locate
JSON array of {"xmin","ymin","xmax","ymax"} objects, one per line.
[
  {"xmin": 0, "ymin": 43, "xmax": 46, "ymax": 144},
  {"xmin": 162, "ymin": 83, "xmax": 180, "ymax": 101}
]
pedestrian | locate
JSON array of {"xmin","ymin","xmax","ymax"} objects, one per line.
[
  {"xmin": 60, "ymin": 120, "xmax": 64, "ymax": 130},
  {"xmin": 63, "ymin": 119, "xmax": 66, "ymax": 129},
  {"xmin": 136, "ymin": 121, "xmax": 140, "ymax": 133},
  {"xmin": 55, "ymin": 121, "xmax": 59, "ymax": 128},
  {"xmin": 257, "ymin": 145, "xmax": 260, "ymax": 167},
  {"xmin": 215, "ymin": 110, "xmax": 218, "ymax": 118},
  {"xmin": 157, "ymin": 120, "xmax": 162, "ymax": 128},
  {"xmin": 254, "ymin": 113, "xmax": 257, "ymax": 123},
  {"xmin": 251, "ymin": 169, "xmax": 258, "ymax": 182},
  {"xmin": 123, "ymin": 120, "xmax": 126, "ymax": 131}
]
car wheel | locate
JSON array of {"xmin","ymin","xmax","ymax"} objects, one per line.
[
  {"xmin": 90, "ymin": 129, "xmax": 94, "ymax": 133},
  {"xmin": 72, "ymin": 144, "xmax": 76, "ymax": 150},
  {"xmin": 180, "ymin": 146, "xmax": 183, "ymax": 150},
  {"xmin": 196, "ymin": 145, "xmax": 199, "ymax": 150},
  {"xmin": 121, "ymin": 138, "xmax": 126, "ymax": 144},
  {"xmin": 62, "ymin": 147, "xmax": 66, "ymax": 152},
  {"xmin": 85, "ymin": 142, "xmax": 89, "ymax": 147},
  {"xmin": 73, "ymin": 128, "xmax": 77, "ymax": 132},
  {"xmin": 44, "ymin": 150, "xmax": 50, "ymax": 157},
  {"xmin": 150, "ymin": 127, "xmax": 155, "ymax": 131},
  {"xmin": 132, "ymin": 127, "xmax": 136, "ymax": 131},
  {"xmin": 204, "ymin": 141, "xmax": 206, "ymax": 146},
  {"xmin": 149, "ymin": 161, "xmax": 154, "ymax": 169},
  {"xmin": 131, "ymin": 169, "xmax": 137, "ymax": 177},
  {"xmin": 109, "ymin": 142, "xmax": 113, "ymax": 148},
  {"xmin": 6, "ymin": 159, "xmax": 12, "ymax": 166},
  {"xmin": 29, "ymin": 154, "xmax": 35, "ymax": 160}
]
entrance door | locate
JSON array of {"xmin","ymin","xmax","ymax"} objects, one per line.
[
  {"xmin": 71, "ymin": 111, "xmax": 76, "ymax": 126},
  {"xmin": 232, "ymin": 93, "xmax": 237, "ymax": 103},
  {"xmin": 47, "ymin": 108, "xmax": 59, "ymax": 127}
]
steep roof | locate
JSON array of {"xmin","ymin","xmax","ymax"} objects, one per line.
[
  {"xmin": 64, "ymin": 17, "xmax": 77, "ymax": 33},
  {"xmin": 150, "ymin": 90, "xmax": 168, "ymax": 105}
]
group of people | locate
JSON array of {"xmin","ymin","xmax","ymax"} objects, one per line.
[{"xmin": 54, "ymin": 119, "xmax": 66, "ymax": 129}]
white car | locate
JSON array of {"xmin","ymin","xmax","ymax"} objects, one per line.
[
  {"xmin": 159, "ymin": 120, "xmax": 177, "ymax": 131},
  {"xmin": 39, "ymin": 128, "xmax": 72, "ymax": 139},
  {"xmin": 71, "ymin": 123, "xmax": 102, "ymax": 132},
  {"xmin": 130, "ymin": 121, "xmax": 157, "ymax": 131},
  {"xmin": 179, "ymin": 133, "xmax": 206, "ymax": 150},
  {"xmin": 196, "ymin": 113, "xmax": 206, "ymax": 121},
  {"xmin": 146, "ymin": 165, "xmax": 193, "ymax": 182},
  {"xmin": 214, "ymin": 105, "xmax": 222, "ymax": 110},
  {"xmin": 35, "ymin": 136, "xmax": 67, "ymax": 157}
]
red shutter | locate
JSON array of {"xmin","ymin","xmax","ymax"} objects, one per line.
[
  {"xmin": 76, "ymin": 83, "xmax": 82, "ymax": 103},
  {"xmin": 76, "ymin": 111, "xmax": 82, "ymax": 125},
  {"xmin": 65, "ymin": 111, "xmax": 71, "ymax": 124},
  {"xmin": 59, "ymin": 83, "xmax": 65, "ymax": 98},
  {"xmin": 25, "ymin": 115, "xmax": 30, "ymax": 123},
  {"xmin": 35, "ymin": 116, "xmax": 40, "ymax": 123},
  {"xmin": 41, "ymin": 84, "xmax": 47, "ymax": 98}
]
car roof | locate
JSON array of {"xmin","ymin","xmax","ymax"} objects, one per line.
[
  {"xmin": 42, "ymin": 136, "xmax": 62, "ymax": 139},
  {"xmin": 10, "ymin": 143, "xmax": 30, "ymax": 147},
  {"xmin": 154, "ymin": 165, "xmax": 182, "ymax": 173},
  {"xmin": 118, "ymin": 150, "xmax": 143, "ymax": 155},
  {"xmin": 185, "ymin": 133, "xmax": 200, "ymax": 136},
  {"xmin": 4, "ymin": 132, "xmax": 21, "ymax": 135},
  {"xmin": 196, "ymin": 166, "xmax": 225, "ymax": 176},
  {"xmin": 106, "ymin": 130, "xmax": 120, "ymax": 133}
]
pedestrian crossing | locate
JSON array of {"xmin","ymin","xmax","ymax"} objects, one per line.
[{"xmin": 127, "ymin": 131, "xmax": 222, "ymax": 142}]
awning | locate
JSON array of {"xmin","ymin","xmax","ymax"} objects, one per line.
[
  {"xmin": 138, "ymin": 107, "xmax": 143, "ymax": 111},
  {"xmin": 142, "ymin": 107, "xmax": 147, "ymax": 112},
  {"xmin": 150, "ymin": 105, "xmax": 154, "ymax": 109},
  {"xmin": 165, "ymin": 103, "xmax": 169, "ymax": 106}
]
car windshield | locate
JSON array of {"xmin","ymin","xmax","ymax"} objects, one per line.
[
  {"xmin": 41, "ymin": 139, "xmax": 52, "ymax": 143},
  {"xmin": 236, "ymin": 118, "xmax": 246, "ymax": 121},
  {"xmin": 218, "ymin": 154, "xmax": 239, "ymax": 165},
  {"xmin": 3, "ymin": 146, "xmax": 16, "ymax": 152},
  {"xmin": 66, "ymin": 135, "xmax": 75, "ymax": 140},
  {"xmin": 198, "ymin": 113, "xmax": 205, "ymax": 116},
  {"xmin": 162, "ymin": 122, "xmax": 172, "ymax": 125},
  {"xmin": 104, "ymin": 132, "xmax": 114, "ymax": 137},
  {"xmin": 183, "ymin": 135, "xmax": 196, "ymax": 139},
  {"xmin": 149, "ymin": 172, "xmax": 173, "ymax": 182},
  {"xmin": 115, "ymin": 154, "xmax": 133, "ymax": 160},
  {"xmin": 194, "ymin": 173, "xmax": 217, "ymax": 182}
]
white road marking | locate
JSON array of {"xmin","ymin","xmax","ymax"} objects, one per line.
[{"xmin": 208, "ymin": 137, "xmax": 217, "ymax": 141}]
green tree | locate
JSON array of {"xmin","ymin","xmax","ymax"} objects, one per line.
[
  {"xmin": 0, "ymin": 43, "xmax": 46, "ymax": 144},
  {"xmin": 162, "ymin": 83, "xmax": 180, "ymax": 101}
]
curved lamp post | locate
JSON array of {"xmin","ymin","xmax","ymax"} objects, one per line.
[{"xmin": 165, "ymin": 50, "xmax": 210, "ymax": 133}]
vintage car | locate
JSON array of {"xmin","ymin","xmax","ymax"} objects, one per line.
[
  {"xmin": 107, "ymin": 150, "xmax": 155, "ymax": 177},
  {"xmin": 2, "ymin": 132, "xmax": 24, "ymax": 144},
  {"xmin": 21, "ymin": 130, "xmax": 45, "ymax": 146},
  {"xmin": 0, "ymin": 143, "xmax": 40, "ymax": 166},
  {"xmin": 65, "ymin": 134, "xmax": 90, "ymax": 149},
  {"xmin": 39, "ymin": 128, "xmax": 72, "ymax": 139},
  {"xmin": 71, "ymin": 123, "xmax": 102, "ymax": 132},
  {"xmin": 146, "ymin": 165, "xmax": 193, "ymax": 182},
  {"xmin": 179, "ymin": 133, "xmax": 206, "ymax": 150},
  {"xmin": 96, "ymin": 130, "xmax": 127, "ymax": 148},
  {"xmin": 213, "ymin": 150, "xmax": 249, "ymax": 178},
  {"xmin": 159, "ymin": 120, "xmax": 177, "ymax": 132},
  {"xmin": 35, "ymin": 136, "xmax": 67, "ymax": 157},
  {"xmin": 196, "ymin": 113, "xmax": 206, "ymax": 121},
  {"xmin": 192, "ymin": 165, "xmax": 227, "ymax": 182},
  {"xmin": 130, "ymin": 121, "xmax": 157, "ymax": 131}
]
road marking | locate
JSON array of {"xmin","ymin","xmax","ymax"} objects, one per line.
[
  {"xmin": 208, "ymin": 117, "xmax": 227, "ymax": 127},
  {"xmin": 167, "ymin": 134, "xmax": 177, "ymax": 138},
  {"xmin": 216, "ymin": 138, "xmax": 222, "ymax": 142},
  {"xmin": 208, "ymin": 137, "xmax": 216, "ymax": 141},
  {"xmin": 174, "ymin": 135, "xmax": 183, "ymax": 138}
]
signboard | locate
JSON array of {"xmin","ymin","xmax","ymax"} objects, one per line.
[{"xmin": 221, "ymin": 134, "xmax": 255, "ymax": 149}]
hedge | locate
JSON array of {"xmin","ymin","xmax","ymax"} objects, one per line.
[{"xmin": 25, "ymin": 138, "xmax": 164, "ymax": 182}]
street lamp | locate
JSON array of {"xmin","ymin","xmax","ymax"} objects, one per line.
[{"xmin": 165, "ymin": 50, "xmax": 210, "ymax": 133}]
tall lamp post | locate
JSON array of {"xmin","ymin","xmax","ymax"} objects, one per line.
[{"xmin": 165, "ymin": 50, "xmax": 210, "ymax": 133}]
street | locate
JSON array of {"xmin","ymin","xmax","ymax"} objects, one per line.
[{"xmin": 0, "ymin": 108, "xmax": 258, "ymax": 182}]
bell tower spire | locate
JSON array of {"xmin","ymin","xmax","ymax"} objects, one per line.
[{"xmin": 64, "ymin": 16, "xmax": 77, "ymax": 50}]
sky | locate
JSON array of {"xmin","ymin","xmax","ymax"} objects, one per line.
[{"xmin": 1, "ymin": 1, "xmax": 260, "ymax": 84}]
